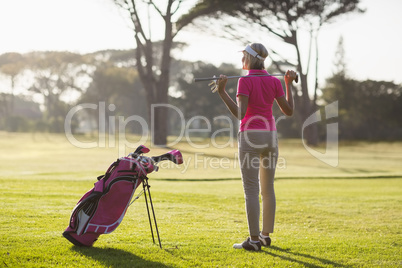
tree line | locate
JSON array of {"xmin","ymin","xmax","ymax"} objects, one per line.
[
  {"xmin": 2, "ymin": 0, "xmax": 375, "ymax": 145},
  {"xmin": 0, "ymin": 45, "xmax": 400, "ymax": 141},
  {"xmin": 112, "ymin": 0, "xmax": 365, "ymax": 145}
]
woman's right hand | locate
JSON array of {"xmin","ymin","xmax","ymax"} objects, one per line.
[{"xmin": 217, "ymin": 74, "xmax": 228, "ymax": 94}]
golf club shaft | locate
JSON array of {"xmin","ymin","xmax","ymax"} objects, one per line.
[{"xmin": 194, "ymin": 73, "xmax": 298, "ymax": 83}]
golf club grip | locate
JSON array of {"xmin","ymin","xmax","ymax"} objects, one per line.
[
  {"xmin": 194, "ymin": 74, "xmax": 298, "ymax": 83},
  {"xmin": 194, "ymin": 77, "xmax": 217, "ymax": 82}
]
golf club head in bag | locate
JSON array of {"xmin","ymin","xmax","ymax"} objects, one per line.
[{"xmin": 62, "ymin": 145, "xmax": 183, "ymax": 247}]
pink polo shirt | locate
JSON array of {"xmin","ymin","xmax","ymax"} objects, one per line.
[{"xmin": 236, "ymin": 70, "xmax": 285, "ymax": 132}]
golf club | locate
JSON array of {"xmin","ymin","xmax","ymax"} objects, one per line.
[{"xmin": 194, "ymin": 73, "xmax": 299, "ymax": 83}]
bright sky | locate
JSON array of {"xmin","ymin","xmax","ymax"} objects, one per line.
[{"xmin": 1, "ymin": 0, "xmax": 401, "ymax": 86}]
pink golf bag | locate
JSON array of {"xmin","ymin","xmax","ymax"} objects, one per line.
[{"xmin": 63, "ymin": 145, "xmax": 183, "ymax": 247}]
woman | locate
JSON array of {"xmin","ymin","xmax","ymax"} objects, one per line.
[{"xmin": 215, "ymin": 43, "xmax": 297, "ymax": 251}]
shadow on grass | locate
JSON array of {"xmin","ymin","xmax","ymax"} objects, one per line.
[
  {"xmin": 263, "ymin": 246, "xmax": 351, "ymax": 268},
  {"xmin": 72, "ymin": 246, "xmax": 172, "ymax": 268},
  {"xmin": 155, "ymin": 177, "xmax": 240, "ymax": 182},
  {"xmin": 161, "ymin": 146, "xmax": 238, "ymax": 161}
]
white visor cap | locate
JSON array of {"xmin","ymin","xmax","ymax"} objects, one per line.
[{"xmin": 243, "ymin": 45, "xmax": 266, "ymax": 61}]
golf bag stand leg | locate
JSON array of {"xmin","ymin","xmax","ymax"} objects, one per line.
[{"xmin": 142, "ymin": 177, "xmax": 162, "ymax": 249}]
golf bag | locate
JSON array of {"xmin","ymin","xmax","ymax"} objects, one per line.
[{"xmin": 62, "ymin": 145, "xmax": 183, "ymax": 247}]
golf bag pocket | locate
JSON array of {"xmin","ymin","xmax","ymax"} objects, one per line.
[{"xmin": 84, "ymin": 179, "xmax": 140, "ymax": 234}]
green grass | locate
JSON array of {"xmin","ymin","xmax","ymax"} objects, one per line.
[{"xmin": 0, "ymin": 132, "xmax": 401, "ymax": 267}]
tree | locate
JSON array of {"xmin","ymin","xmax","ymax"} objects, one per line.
[
  {"xmin": 113, "ymin": 0, "xmax": 217, "ymax": 146},
  {"xmin": 322, "ymin": 38, "xmax": 402, "ymax": 140},
  {"xmin": 0, "ymin": 53, "xmax": 25, "ymax": 116},
  {"xmin": 173, "ymin": 61, "xmax": 239, "ymax": 135},
  {"xmin": 180, "ymin": 0, "xmax": 364, "ymax": 145},
  {"xmin": 27, "ymin": 51, "xmax": 87, "ymax": 132},
  {"xmin": 333, "ymin": 36, "xmax": 347, "ymax": 77},
  {"xmin": 80, "ymin": 61, "xmax": 147, "ymax": 134},
  {"xmin": 322, "ymin": 77, "xmax": 402, "ymax": 140}
]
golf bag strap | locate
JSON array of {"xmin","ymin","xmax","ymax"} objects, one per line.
[{"xmin": 97, "ymin": 159, "xmax": 120, "ymax": 181}]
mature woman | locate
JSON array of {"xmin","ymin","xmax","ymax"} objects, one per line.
[{"xmin": 215, "ymin": 43, "xmax": 297, "ymax": 251}]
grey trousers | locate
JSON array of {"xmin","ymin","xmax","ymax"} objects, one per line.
[{"xmin": 238, "ymin": 131, "xmax": 278, "ymax": 237}]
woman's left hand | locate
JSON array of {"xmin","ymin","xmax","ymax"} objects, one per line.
[{"xmin": 284, "ymin": 70, "xmax": 297, "ymax": 84}]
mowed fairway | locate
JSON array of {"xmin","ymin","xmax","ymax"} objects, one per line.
[{"xmin": 0, "ymin": 132, "xmax": 401, "ymax": 267}]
